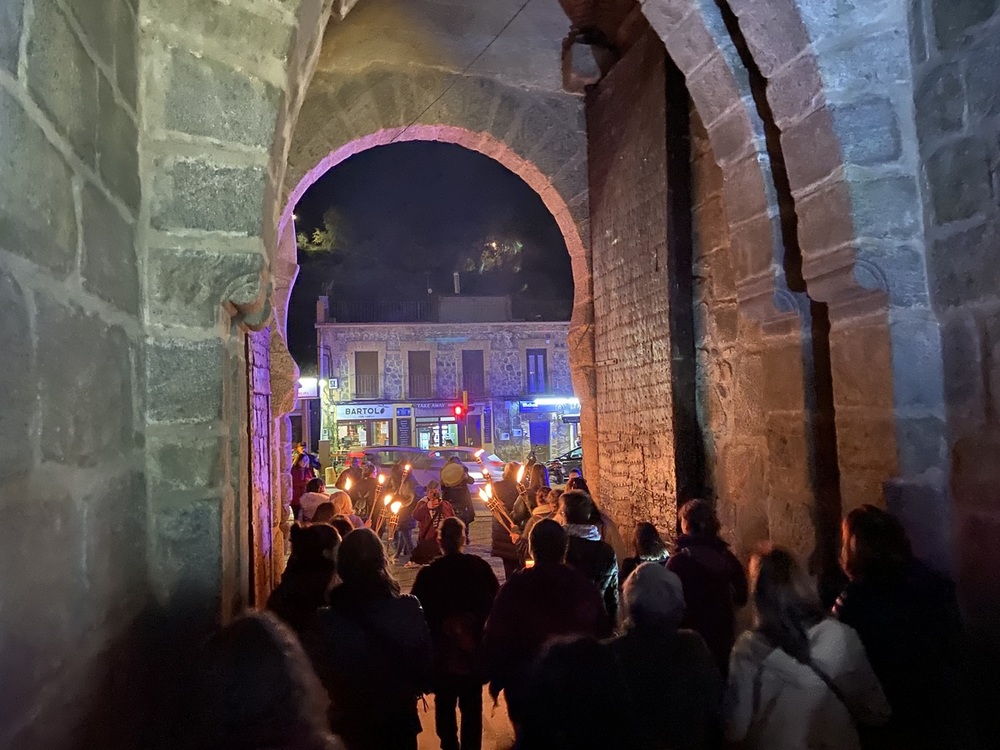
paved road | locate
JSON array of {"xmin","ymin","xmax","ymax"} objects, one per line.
[{"xmin": 388, "ymin": 509, "xmax": 517, "ymax": 750}]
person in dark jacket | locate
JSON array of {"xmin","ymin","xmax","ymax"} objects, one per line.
[
  {"xmin": 192, "ymin": 611, "xmax": 346, "ymax": 750},
  {"xmin": 412, "ymin": 518, "xmax": 500, "ymax": 750},
  {"xmin": 620, "ymin": 521, "xmax": 670, "ymax": 582},
  {"xmin": 334, "ymin": 458, "xmax": 362, "ymax": 491},
  {"xmin": 562, "ymin": 490, "xmax": 619, "ymax": 622},
  {"xmin": 441, "ymin": 458, "xmax": 475, "ymax": 542},
  {"xmin": 667, "ymin": 499, "xmax": 748, "ymax": 676},
  {"xmin": 480, "ymin": 519, "xmax": 610, "ymax": 728},
  {"xmin": 350, "ymin": 464, "xmax": 377, "ymax": 519},
  {"xmin": 490, "ymin": 461, "xmax": 523, "ymax": 581},
  {"xmin": 518, "ymin": 563, "xmax": 722, "ymax": 750},
  {"xmin": 290, "ymin": 452, "xmax": 317, "ymax": 522},
  {"xmin": 834, "ymin": 505, "xmax": 966, "ymax": 749},
  {"xmin": 267, "ymin": 524, "xmax": 341, "ymax": 635},
  {"xmin": 304, "ymin": 529, "xmax": 433, "ymax": 750}
]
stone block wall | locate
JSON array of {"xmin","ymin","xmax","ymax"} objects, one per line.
[
  {"xmin": 587, "ymin": 30, "xmax": 680, "ymax": 534},
  {"xmin": 913, "ymin": 1, "xmax": 1000, "ymax": 727},
  {"xmin": 691, "ymin": 110, "xmax": 775, "ymax": 559},
  {"xmin": 0, "ymin": 1, "xmax": 147, "ymax": 746}
]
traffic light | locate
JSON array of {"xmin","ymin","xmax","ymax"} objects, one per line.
[{"xmin": 453, "ymin": 404, "xmax": 466, "ymax": 418}]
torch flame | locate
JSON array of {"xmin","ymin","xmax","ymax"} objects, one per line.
[
  {"xmin": 485, "ymin": 483, "xmax": 493, "ymax": 499},
  {"xmin": 478, "ymin": 488, "xmax": 489, "ymax": 502},
  {"xmin": 516, "ymin": 465, "xmax": 525, "ymax": 483},
  {"xmin": 383, "ymin": 494, "xmax": 393, "ymax": 506},
  {"xmin": 344, "ymin": 478, "xmax": 352, "ymax": 491},
  {"xmin": 378, "ymin": 474, "xmax": 386, "ymax": 485},
  {"xmin": 390, "ymin": 500, "xmax": 402, "ymax": 514},
  {"xmin": 404, "ymin": 463, "xmax": 411, "ymax": 472},
  {"xmin": 474, "ymin": 449, "xmax": 484, "ymax": 459}
]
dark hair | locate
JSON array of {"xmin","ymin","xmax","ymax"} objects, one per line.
[
  {"xmin": 535, "ymin": 485, "xmax": 551, "ymax": 498},
  {"xmin": 562, "ymin": 490, "xmax": 594, "ymax": 525},
  {"xmin": 305, "ymin": 477, "xmax": 324, "ymax": 493},
  {"xmin": 841, "ymin": 504, "xmax": 912, "ymax": 582},
  {"xmin": 440, "ymin": 517, "xmax": 466, "ymax": 555},
  {"xmin": 330, "ymin": 515, "xmax": 355, "ymax": 539},
  {"xmin": 752, "ymin": 546, "xmax": 824, "ymax": 664},
  {"xmin": 193, "ymin": 611, "xmax": 336, "ymax": 750},
  {"xmin": 678, "ymin": 498, "xmax": 719, "ymax": 537},
  {"xmin": 547, "ymin": 488, "xmax": 563, "ymax": 506},
  {"xmin": 528, "ymin": 462, "xmax": 549, "ymax": 490},
  {"xmin": 530, "ymin": 518, "xmax": 568, "ymax": 564},
  {"xmin": 335, "ymin": 528, "xmax": 400, "ymax": 603},
  {"xmin": 502, "ymin": 461, "xmax": 522, "ymax": 482},
  {"xmin": 564, "ymin": 476, "xmax": 591, "ymax": 495},
  {"xmin": 311, "ymin": 502, "xmax": 336, "ymax": 524},
  {"xmin": 288, "ymin": 523, "xmax": 340, "ymax": 574},
  {"xmin": 634, "ymin": 522, "xmax": 667, "ymax": 558}
]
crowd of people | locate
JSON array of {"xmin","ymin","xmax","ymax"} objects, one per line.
[{"xmin": 197, "ymin": 451, "xmax": 968, "ymax": 750}]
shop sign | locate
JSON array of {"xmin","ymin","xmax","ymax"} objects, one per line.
[
  {"xmin": 396, "ymin": 407, "xmax": 412, "ymax": 416},
  {"xmin": 562, "ymin": 415, "xmax": 581, "ymax": 424},
  {"xmin": 335, "ymin": 403, "xmax": 392, "ymax": 420}
]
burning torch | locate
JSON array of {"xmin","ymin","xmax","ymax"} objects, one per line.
[
  {"xmin": 478, "ymin": 483, "xmax": 518, "ymax": 536},
  {"xmin": 474, "ymin": 449, "xmax": 495, "ymax": 494},
  {"xmin": 386, "ymin": 499, "xmax": 404, "ymax": 537},
  {"xmin": 373, "ymin": 493, "xmax": 393, "ymax": 536}
]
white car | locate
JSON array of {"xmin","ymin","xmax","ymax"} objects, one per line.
[{"xmin": 410, "ymin": 447, "xmax": 506, "ymax": 493}]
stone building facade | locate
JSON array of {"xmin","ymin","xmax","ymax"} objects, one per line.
[
  {"xmin": 4, "ymin": 0, "xmax": 1000, "ymax": 746},
  {"xmin": 315, "ymin": 311, "xmax": 578, "ymax": 463}
]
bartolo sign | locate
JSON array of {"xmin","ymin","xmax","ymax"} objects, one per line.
[{"xmin": 335, "ymin": 403, "xmax": 392, "ymax": 419}]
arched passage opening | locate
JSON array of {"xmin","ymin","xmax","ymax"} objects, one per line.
[{"xmin": 265, "ymin": 128, "xmax": 594, "ymax": 555}]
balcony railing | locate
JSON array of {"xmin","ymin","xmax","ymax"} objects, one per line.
[
  {"xmin": 408, "ymin": 373, "xmax": 434, "ymax": 399},
  {"xmin": 354, "ymin": 373, "xmax": 381, "ymax": 399},
  {"xmin": 462, "ymin": 373, "xmax": 487, "ymax": 399}
]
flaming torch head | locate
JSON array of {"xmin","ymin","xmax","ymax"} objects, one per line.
[
  {"xmin": 344, "ymin": 477, "xmax": 352, "ymax": 492},
  {"xmin": 474, "ymin": 449, "xmax": 484, "ymax": 459},
  {"xmin": 485, "ymin": 483, "xmax": 493, "ymax": 499},
  {"xmin": 478, "ymin": 488, "xmax": 489, "ymax": 503},
  {"xmin": 390, "ymin": 500, "xmax": 402, "ymax": 515},
  {"xmin": 404, "ymin": 463, "xmax": 411, "ymax": 473},
  {"xmin": 378, "ymin": 474, "xmax": 386, "ymax": 485},
  {"xmin": 383, "ymin": 494, "xmax": 393, "ymax": 506},
  {"xmin": 516, "ymin": 465, "xmax": 526, "ymax": 484}
]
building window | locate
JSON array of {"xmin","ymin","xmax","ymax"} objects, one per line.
[
  {"xmin": 354, "ymin": 351, "xmax": 380, "ymax": 398},
  {"xmin": 526, "ymin": 348, "xmax": 548, "ymax": 394},
  {"xmin": 408, "ymin": 350, "xmax": 433, "ymax": 398},
  {"xmin": 462, "ymin": 349, "xmax": 485, "ymax": 398}
]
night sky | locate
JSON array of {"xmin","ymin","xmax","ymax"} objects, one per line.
[{"xmin": 287, "ymin": 141, "xmax": 575, "ymax": 370}]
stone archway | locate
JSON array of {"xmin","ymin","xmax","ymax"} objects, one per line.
[
  {"xmin": 629, "ymin": 0, "xmax": 948, "ymax": 568},
  {"xmin": 272, "ymin": 123, "xmax": 594, "ymax": 516}
]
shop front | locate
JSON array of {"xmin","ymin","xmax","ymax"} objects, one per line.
[
  {"xmin": 333, "ymin": 402, "xmax": 393, "ymax": 451},
  {"xmin": 518, "ymin": 397, "xmax": 580, "ymax": 461}
]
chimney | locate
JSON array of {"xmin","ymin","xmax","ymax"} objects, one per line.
[
  {"xmin": 317, "ymin": 296, "xmax": 329, "ymax": 323},
  {"xmin": 453, "ymin": 272, "xmax": 461, "ymax": 295}
]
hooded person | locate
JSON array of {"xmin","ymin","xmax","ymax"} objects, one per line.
[
  {"xmin": 667, "ymin": 499, "xmax": 748, "ymax": 676},
  {"xmin": 440, "ymin": 459, "xmax": 475, "ymax": 537}
]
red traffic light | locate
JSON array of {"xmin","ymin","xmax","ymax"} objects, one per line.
[{"xmin": 453, "ymin": 404, "xmax": 465, "ymax": 417}]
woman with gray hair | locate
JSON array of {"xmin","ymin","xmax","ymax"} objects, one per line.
[
  {"xmin": 519, "ymin": 562, "xmax": 723, "ymax": 750},
  {"xmin": 610, "ymin": 563, "xmax": 724, "ymax": 749}
]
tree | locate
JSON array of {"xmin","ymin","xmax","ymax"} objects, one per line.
[{"xmin": 296, "ymin": 206, "xmax": 352, "ymax": 256}]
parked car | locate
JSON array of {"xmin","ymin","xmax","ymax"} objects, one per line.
[
  {"xmin": 546, "ymin": 446, "xmax": 582, "ymax": 484},
  {"xmin": 410, "ymin": 447, "xmax": 506, "ymax": 492}
]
